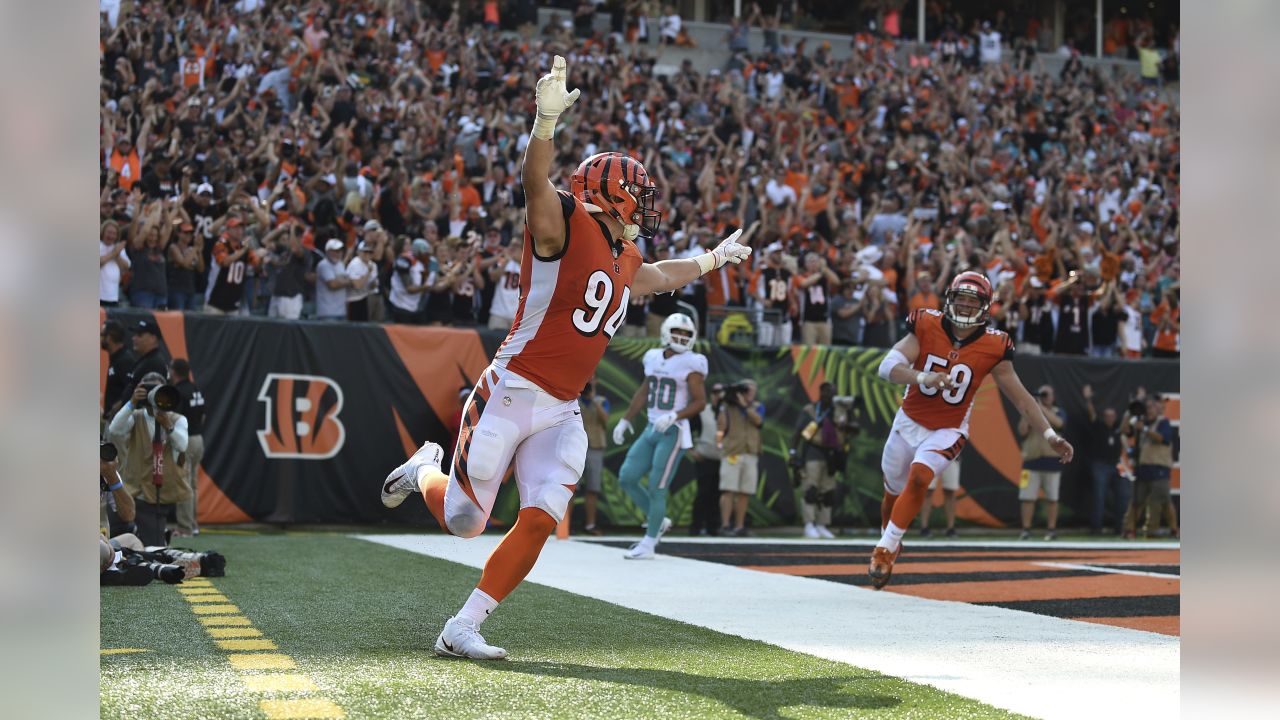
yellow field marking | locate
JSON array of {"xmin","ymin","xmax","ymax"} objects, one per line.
[
  {"xmin": 216, "ymin": 639, "xmax": 278, "ymax": 651},
  {"xmin": 100, "ymin": 648, "xmax": 148, "ymax": 655},
  {"xmin": 242, "ymin": 674, "xmax": 319, "ymax": 693},
  {"xmin": 228, "ymin": 653, "xmax": 296, "ymax": 670},
  {"xmin": 183, "ymin": 579, "xmax": 213, "ymax": 585},
  {"xmin": 206, "ymin": 627, "xmax": 263, "ymax": 639},
  {"xmin": 185, "ymin": 594, "xmax": 232, "ymax": 604},
  {"xmin": 192, "ymin": 603, "xmax": 241, "ymax": 615},
  {"xmin": 178, "ymin": 587, "xmax": 221, "ymax": 594},
  {"xmin": 199, "ymin": 615, "xmax": 252, "ymax": 626},
  {"xmin": 259, "ymin": 698, "xmax": 345, "ymax": 719}
]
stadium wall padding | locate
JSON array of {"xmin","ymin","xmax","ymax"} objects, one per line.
[{"xmin": 102, "ymin": 310, "xmax": 1179, "ymax": 529}]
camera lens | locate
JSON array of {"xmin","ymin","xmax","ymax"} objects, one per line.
[{"xmin": 100, "ymin": 441, "xmax": 118, "ymax": 462}]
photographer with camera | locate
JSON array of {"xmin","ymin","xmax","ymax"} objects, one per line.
[
  {"xmin": 1122, "ymin": 397, "xmax": 1176, "ymax": 538},
  {"xmin": 716, "ymin": 380, "xmax": 763, "ymax": 537},
  {"xmin": 107, "ymin": 371, "xmax": 191, "ymax": 546},
  {"xmin": 790, "ymin": 382, "xmax": 857, "ymax": 539},
  {"xmin": 99, "ymin": 440, "xmax": 138, "ymax": 545}
]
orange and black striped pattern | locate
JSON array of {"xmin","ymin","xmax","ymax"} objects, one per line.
[
  {"xmin": 931, "ymin": 435, "xmax": 968, "ymax": 461},
  {"xmin": 451, "ymin": 367, "xmax": 498, "ymax": 510}
]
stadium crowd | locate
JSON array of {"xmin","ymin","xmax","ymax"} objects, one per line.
[{"xmin": 99, "ymin": 0, "xmax": 1179, "ymax": 358}]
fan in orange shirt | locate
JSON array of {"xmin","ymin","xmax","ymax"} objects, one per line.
[{"xmin": 869, "ymin": 271, "xmax": 1073, "ymax": 589}]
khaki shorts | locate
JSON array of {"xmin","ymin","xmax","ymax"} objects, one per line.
[
  {"xmin": 928, "ymin": 460, "xmax": 961, "ymax": 491},
  {"xmin": 719, "ymin": 454, "xmax": 759, "ymax": 494},
  {"xmin": 1019, "ymin": 469, "xmax": 1061, "ymax": 501},
  {"xmin": 581, "ymin": 448, "xmax": 604, "ymax": 493}
]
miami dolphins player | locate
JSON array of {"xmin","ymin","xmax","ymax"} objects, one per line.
[{"xmin": 612, "ymin": 313, "xmax": 708, "ymax": 559}]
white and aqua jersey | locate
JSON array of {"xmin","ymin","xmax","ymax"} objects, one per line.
[{"xmin": 641, "ymin": 348, "xmax": 708, "ymax": 449}]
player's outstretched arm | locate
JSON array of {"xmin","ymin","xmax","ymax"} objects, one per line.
[
  {"xmin": 633, "ymin": 228, "xmax": 752, "ymax": 296},
  {"xmin": 991, "ymin": 361, "xmax": 1074, "ymax": 463},
  {"xmin": 876, "ymin": 333, "xmax": 953, "ymax": 391},
  {"xmin": 522, "ymin": 55, "xmax": 580, "ymax": 258}
]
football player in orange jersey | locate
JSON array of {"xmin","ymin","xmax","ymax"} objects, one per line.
[
  {"xmin": 869, "ymin": 271, "xmax": 1074, "ymax": 589},
  {"xmin": 378, "ymin": 56, "xmax": 751, "ymax": 659}
]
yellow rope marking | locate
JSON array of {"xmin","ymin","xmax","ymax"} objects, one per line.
[
  {"xmin": 227, "ymin": 653, "xmax": 296, "ymax": 670},
  {"xmin": 199, "ymin": 615, "xmax": 252, "ymax": 626},
  {"xmin": 206, "ymin": 627, "xmax": 263, "ymax": 639},
  {"xmin": 259, "ymin": 698, "xmax": 346, "ymax": 719},
  {"xmin": 242, "ymin": 675, "xmax": 319, "ymax": 693},
  {"xmin": 216, "ymin": 639, "xmax": 278, "ymax": 651},
  {"xmin": 192, "ymin": 603, "xmax": 241, "ymax": 615},
  {"xmin": 185, "ymin": 594, "xmax": 233, "ymax": 604},
  {"xmin": 100, "ymin": 648, "xmax": 148, "ymax": 655}
]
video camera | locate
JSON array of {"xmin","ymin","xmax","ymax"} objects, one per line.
[
  {"xmin": 100, "ymin": 440, "xmax": 119, "ymax": 462},
  {"xmin": 722, "ymin": 382, "xmax": 753, "ymax": 406}
]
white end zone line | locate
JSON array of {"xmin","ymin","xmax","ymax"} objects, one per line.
[
  {"xmin": 571, "ymin": 535, "xmax": 1179, "ymax": 551},
  {"xmin": 1034, "ymin": 561, "xmax": 1181, "ymax": 579},
  {"xmin": 356, "ymin": 533, "xmax": 1179, "ymax": 720}
]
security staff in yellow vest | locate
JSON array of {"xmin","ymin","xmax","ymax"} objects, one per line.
[
  {"xmin": 1123, "ymin": 398, "xmax": 1175, "ymax": 538},
  {"xmin": 716, "ymin": 379, "xmax": 763, "ymax": 536},
  {"xmin": 107, "ymin": 372, "xmax": 191, "ymax": 546}
]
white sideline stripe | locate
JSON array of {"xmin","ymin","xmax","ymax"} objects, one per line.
[
  {"xmin": 355, "ymin": 534, "xmax": 1178, "ymax": 720},
  {"xmin": 570, "ymin": 535, "xmax": 1179, "ymax": 551},
  {"xmin": 1034, "ymin": 561, "xmax": 1181, "ymax": 579}
]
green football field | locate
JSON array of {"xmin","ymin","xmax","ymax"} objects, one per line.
[{"xmin": 100, "ymin": 531, "xmax": 1028, "ymax": 720}]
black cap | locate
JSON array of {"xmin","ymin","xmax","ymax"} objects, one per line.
[{"xmin": 133, "ymin": 319, "xmax": 160, "ymax": 336}]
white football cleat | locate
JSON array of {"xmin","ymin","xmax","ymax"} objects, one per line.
[
  {"xmin": 434, "ymin": 616, "xmax": 508, "ymax": 660},
  {"xmin": 624, "ymin": 543, "xmax": 656, "ymax": 560},
  {"xmin": 656, "ymin": 517, "xmax": 673, "ymax": 539},
  {"xmin": 816, "ymin": 525, "xmax": 837, "ymax": 539},
  {"xmin": 803, "ymin": 523, "xmax": 820, "ymax": 539},
  {"xmin": 381, "ymin": 441, "xmax": 444, "ymax": 508}
]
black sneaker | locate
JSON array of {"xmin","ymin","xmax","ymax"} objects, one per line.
[
  {"xmin": 1019, "ymin": 529, "xmax": 1032, "ymax": 540},
  {"xmin": 945, "ymin": 528, "xmax": 959, "ymax": 538},
  {"xmin": 919, "ymin": 527, "xmax": 933, "ymax": 538},
  {"xmin": 1044, "ymin": 530, "xmax": 1057, "ymax": 541}
]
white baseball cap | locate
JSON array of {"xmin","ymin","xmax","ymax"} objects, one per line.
[
  {"xmin": 196, "ymin": 183, "xmax": 214, "ymax": 196},
  {"xmin": 324, "ymin": 239, "xmax": 344, "ymax": 252}
]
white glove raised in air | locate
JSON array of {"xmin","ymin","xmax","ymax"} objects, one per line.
[
  {"xmin": 652, "ymin": 411, "xmax": 679, "ymax": 434},
  {"xmin": 533, "ymin": 55, "xmax": 581, "ymax": 140},
  {"xmin": 711, "ymin": 228, "xmax": 747, "ymax": 270},
  {"xmin": 612, "ymin": 418, "xmax": 633, "ymax": 446}
]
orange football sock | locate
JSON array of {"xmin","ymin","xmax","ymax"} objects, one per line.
[
  {"xmin": 880, "ymin": 491, "xmax": 897, "ymax": 531},
  {"xmin": 419, "ymin": 469, "xmax": 451, "ymax": 534},
  {"xmin": 890, "ymin": 464, "xmax": 935, "ymax": 530},
  {"xmin": 476, "ymin": 507, "xmax": 558, "ymax": 602}
]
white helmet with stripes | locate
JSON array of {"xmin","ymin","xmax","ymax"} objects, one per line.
[{"xmin": 660, "ymin": 313, "xmax": 697, "ymax": 353}]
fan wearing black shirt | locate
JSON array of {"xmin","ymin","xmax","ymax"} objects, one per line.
[
  {"xmin": 756, "ymin": 243, "xmax": 794, "ymax": 346},
  {"xmin": 170, "ymin": 358, "xmax": 206, "ymax": 537},
  {"xmin": 1083, "ymin": 385, "xmax": 1128, "ymax": 535},
  {"xmin": 1019, "ymin": 280, "xmax": 1055, "ymax": 355},
  {"xmin": 1089, "ymin": 282, "xmax": 1125, "ymax": 357},
  {"xmin": 1053, "ymin": 275, "xmax": 1090, "ymax": 355}
]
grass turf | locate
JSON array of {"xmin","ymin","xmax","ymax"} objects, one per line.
[{"xmin": 101, "ymin": 531, "xmax": 1030, "ymax": 720}]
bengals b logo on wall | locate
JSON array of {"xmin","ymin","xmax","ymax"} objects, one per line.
[{"xmin": 257, "ymin": 373, "xmax": 346, "ymax": 460}]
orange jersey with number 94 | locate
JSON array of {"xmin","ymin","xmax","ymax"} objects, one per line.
[{"xmin": 899, "ymin": 309, "xmax": 1015, "ymax": 432}]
